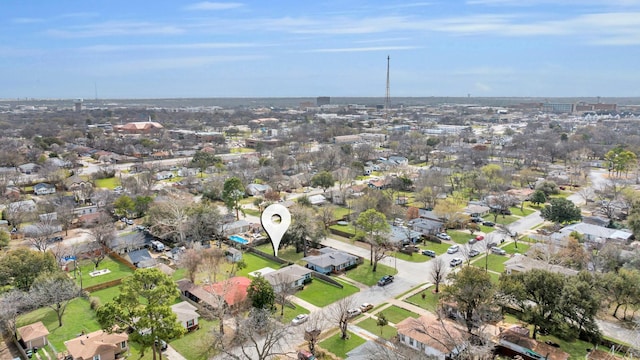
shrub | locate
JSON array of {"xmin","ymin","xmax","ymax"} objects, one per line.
[{"xmin": 89, "ymin": 296, "xmax": 101, "ymax": 310}]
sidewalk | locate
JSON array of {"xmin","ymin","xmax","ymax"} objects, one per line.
[{"xmin": 288, "ymin": 295, "xmax": 322, "ymax": 312}]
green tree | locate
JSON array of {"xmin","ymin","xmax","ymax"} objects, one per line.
[
  {"xmin": 560, "ymin": 272, "xmax": 602, "ymax": 342},
  {"xmin": 540, "ymin": 198, "xmax": 582, "ymax": 224},
  {"xmin": 605, "ymin": 146, "xmax": 637, "ymax": 177},
  {"xmin": 97, "ymin": 268, "xmax": 185, "ymax": 360},
  {"xmin": 134, "ymin": 195, "xmax": 153, "ymax": 217},
  {"xmin": 222, "ymin": 177, "xmax": 245, "ymax": 220},
  {"xmin": 191, "ymin": 150, "xmax": 221, "ymax": 177},
  {"xmin": 602, "ymin": 268, "xmax": 640, "ymax": 319},
  {"xmin": 356, "ymin": 209, "xmax": 391, "ymax": 272},
  {"xmin": 113, "ymin": 195, "xmax": 135, "ymax": 217},
  {"xmin": 376, "ymin": 313, "xmax": 388, "ymax": 335},
  {"xmin": 311, "ymin": 171, "xmax": 335, "ymax": 192},
  {"xmin": 0, "ymin": 248, "xmax": 57, "ymax": 291},
  {"xmin": 280, "ymin": 206, "xmax": 325, "ymax": 257},
  {"xmin": 530, "ymin": 190, "xmax": 547, "ymax": 206},
  {"xmin": 247, "ymin": 274, "xmax": 275, "ymax": 310},
  {"xmin": 442, "ymin": 266, "xmax": 495, "ymax": 333}
]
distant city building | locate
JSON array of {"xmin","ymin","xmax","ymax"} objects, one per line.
[
  {"xmin": 542, "ymin": 103, "xmax": 575, "ymax": 114},
  {"xmin": 113, "ymin": 119, "xmax": 164, "ymax": 134},
  {"xmin": 74, "ymin": 99, "xmax": 83, "ymax": 112},
  {"xmin": 316, "ymin": 96, "xmax": 330, "ymax": 106}
]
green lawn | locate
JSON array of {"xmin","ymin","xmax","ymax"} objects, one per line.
[
  {"xmin": 329, "ymin": 223, "xmax": 360, "ymax": 237},
  {"xmin": 94, "ymin": 177, "xmax": 120, "ymax": 189},
  {"xmin": 296, "ymin": 278, "xmax": 359, "ymax": 307},
  {"xmin": 254, "ymin": 243, "xmax": 304, "ymax": 263},
  {"xmin": 492, "ymin": 215, "xmax": 520, "ymax": 225},
  {"xmin": 333, "ymin": 207, "xmax": 350, "ymax": 220},
  {"xmin": 447, "ymin": 230, "xmax": 471, "ymax": 245},
  {"xmin": 89, "ymin": 285, "xmax": 122, "ymax": 304},
  {"xmin": 550, "ymin": 191, "xmax": 572, "ymax": 199},
  {"xmin": 229, "ymin": 147, "xmax": 254, "ymax": 153},
  {"xmin": 344, "ymin": 263, "xmax": 398, "ymax": 286},
  {"xmin": 319, "ymin": 331, "xmax": 366, "ymax": 359},
  {"xmin": 405, "ymin": 290, "xmax": 441, "ymax": 313},
  {"xmin": 232, "ymin": 252, "xmax": 285, "ymax": 277},
  {"xmin": 278, "ymin": 303, "xmax": 310, "ymax": 323},
  {"xmin": 172, "ymin": 268, "xmax": 187, "ymax": 281},
  {"xmin": 420, "ymin": 242, "xmax": 452, "ymax": 255},
  {"xmin": 376, "ymin": 305, "xmax": 419, "ymax": 324},
  {"xmin": 243, "ymin": 208, "xmax": 260, "ymax": 217},
  {"xmin": 391, "ymin": 250, "xmax": 430, "ymax": 263},
  {"xmin": 479, "ymin": 225, "xmax": 496, "ymax": 233},
  {"xmin": 356, "ymin": 317, "xmax": 397, "ymax": 340},
  {"xmin": 473, "ymin": 254, "xmax": 508, "ymax": 273},
  {"xmin": 502, "ymin": 242, "xmax": 530, "ymax": 254},
  {"xmin": 509, "ymin": 206, "xmax": 535, "ymax": 217},
  {"xmin": 17, "ymin": 297, "xmax": 102, "ymax": 352},
  {"xmin": 170, "ymin": 318, "xmax": 218, "ymax": 360},
  {"xmin": 74, "ymin": 256, "xmax": 135, "ymax": 289}
]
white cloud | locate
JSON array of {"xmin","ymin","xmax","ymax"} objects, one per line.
[
  {"xmin": 106, "ymin": 55, "xmax": 265, "ymax": 73},
  {"xmin": 45, "ymin": 21, "xmax": 185, "ymax": 38},
  {"xmin": 12, "ymin": 17, "xmax": 44, "ymax": 24},
  {"xmin": 309, "ymin": 46, "xmax": 418, "ymax": 53},
  {"xmin": 184, "ymin": 2, "xmax": 243, "ymax": 11},
  {"xmin": 83, "ymin": 42, "xmax": 261, "ymax": 52}
]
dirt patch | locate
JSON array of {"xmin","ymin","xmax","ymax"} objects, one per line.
[{"xmin": 0, "ymin": 335, "xmax": 22, "ymax": 360}]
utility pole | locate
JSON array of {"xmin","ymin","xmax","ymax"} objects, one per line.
[{"xmin": 385, "ymin": 55, "xmax": 390, "ymax": 121}]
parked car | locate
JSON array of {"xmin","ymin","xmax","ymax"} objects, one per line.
[
  {"xmin": 469, "ymin": 249, "xmax": 480, "ymax": 257},
  {"xmin": 377, "ymin": 275, "xmax": 394, "ymax": 286},
  {"xmin": 482, "ymin": 221, "xmax": 495, "ymax": 227},
  {"xmin": 468, "ymin": 238, "xmax": 477, "ymax": 245},
  {"xmin": 421, "ymin": 249, "xmax": 436, "ymax": 257},
  {"xmin": 450, "ymin": 258, "xmax": 463, "ymax": 267},
  {"xmin": 447, "ymin": 245, "xmax": 460, "ymax": 254},
  {"xmin": 155, "ymin": 339, "xmax": 167, "ymax": 351},
  {"xmin": 491, "ymin": 246, "xmax": 507, "ymax": 255},
  {"xmin": 126, "ymin": 219, "xmax": 134, "ymax": 225},
  {"xmin": 360, "ymin": 303, "xmax": 374, "ymax": 312},
  {"xmin": 298, "ymin": 350, "xmax": 317, "ymax": 360},
  {"xmin": 347, "ymin": 308, "xmax": 362, "ymax": 318},
  {"xmin": 470, "ymin": 216, "xmax": 483, "ymax": 223},
  {"xmin": 291, "ymin": 314, "xmax": 309, "ymax": 325},
  {"xmin": 47, "ymin": 236, "xmax": 63, "ymax": 243},
  {"xmin": 436, "ymin": 232, "xmax": 451, "ymax": 240}
]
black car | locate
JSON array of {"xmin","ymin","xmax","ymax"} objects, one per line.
[
  {"xmin": 47, "ymin": 236, "xmax": 63, "ymax": 243},
  {"xmin": 377, "ymin": 275, "xmax": 394, "ymax": 286},
  {"xmin": 482, "ymin": 221, "xmax": 495, "ymax": 227}
]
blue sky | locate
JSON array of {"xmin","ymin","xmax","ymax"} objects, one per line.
[{"xmin": 2, "ymin": 0, "xmax": 640, "ymax": 99}]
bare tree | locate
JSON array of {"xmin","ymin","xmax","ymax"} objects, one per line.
[
  {"xmin": 30, "ymin": 272, "xmax": 80, "ymax": 327},
  {"xmin": 24, "ymin": 219, "xmax": 58, "ymax": 252},
  {"xmin": 147, "ymin": 196, "xmax": 191, "ymax": 245},
  {"xmin": 331, "ymin": 297, "xmax": 357, "ymax": 340},
  {"xmin": 53, "ymin": 197, "xmax": 76, "ymax": 236},
  {"xmin": 271, "ymin": 272, "xmax": 297, "ymax": 317},
  {"xmin": 201, "ymin": 247, "xmax": 226, "ymax": 284},
  {"xmin": 302, "ymin": 314, "xmax": 324, "ymax": 355},
  {"xmin": 0, "ymin": 290, "xmax": 32, "ymax": 339},
  {"xmin": 213, "ymin": 308, "xmax": 295, "ymax": 360},
  {"xmin": 430, "ymin": 256, "xmax": 447, "ymax": 293},
  {"xmin": 179, "ymin": 248, "xmax": 203, "ymax": 284},
  {"xmin": 87, "ymin": 212, "xmax": 115, "ymax": 269}
]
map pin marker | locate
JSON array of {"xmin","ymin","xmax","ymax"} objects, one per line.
[{"xmin": 261, "ymin": 203, "xmax": 291, "ymax": 257}]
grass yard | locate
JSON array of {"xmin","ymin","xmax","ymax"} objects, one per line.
[
  {"xmin": 479, "ymin": 225, "xmax": 496, "ymax": 233},
  {"xmin": 488, "ymin": 271, "xmax": 501, "ymax": 284},
  {"xmin": 74, "ymin": 256, "xmax": 135, "ymax": 289},
  {"xmin": 296, "ymin": 278, "xmax": 359, "ymax": 307},
  {"xmin": 447, "ymin": 230, "xmax": 472, "ymax": 245},
  {"xmin": 94, "ymin": 177, "xmax": 120, "ymax": 189},
  {"xmin": 329, "ymin": 223, "xmax": 359, "ymax": 237},
  {"xmin": 344, "ymin": 263, "xmax": 398, "ymax": 286},
  {"xmin": 170, "ymin": 318, "xmax": 218, "ymax": 360},
  {"xmin": 243, "ymin": 208, "xmax": 260, "ymax": 217},
  {"xmin": 420, "ymin": 242, "xmax": 452, "ymax": 255},
  {"xmin": 17, "ymin": 297, "xmax": 102, "ymax": 352},
  {"xmin": 473, "ymin": 254, "xmax": 508, "ymax": 273},
  {"xmin": 377, "ymin": 305, "xmax": 419, "ymax": 324},
  {"xmin": 501, "ymin": 242, "xmax": 530, "ymax": 254},
  {"xmin": 319, "ymin": 331, "xmax": 366, "ymax": 359},
  {"xmin": 229, "ymin": 147, "xmax": 254, "ymax": 153},
  {"xmin": 550, "ymin": 191, "xmax": 572, "ymax": 199},
  {"xmin": 509, "ymin": 206, "xmax": 535, "ymax": 217},
  {"xmin": 405, "ymin": 290, "xmax": 441, "ymax": 313},
  {"xmin": 491, "ymin": 215, "xmax": 520, "ymax": 226},
  {"xmin": 391, "ymin": 250, "xmax": 430, "ymax": 263},
  {"xmin": 278, "ymin": 303, "xmax": 310, "ymax": 323},
  {"xmin": 232, "ymin": 252, "xmax": 285, "ymax": 277},
  {"xmin": 89, "ymin": 285, "xmax": 122, "ymax": 304},
  {"xmin": 356, "ymin": 317, "xmax": 397, "ymax": 340},
  {"xmin": 333, "ymin": 206, "xmax": 351, "ymax": 220},
  {"xmin": 254, "ymin": 243, "xmax": 305, "ymax": 263},
  {"xmin": 172, "ymin": 267, "xmax": 187, "ymax": 281}
]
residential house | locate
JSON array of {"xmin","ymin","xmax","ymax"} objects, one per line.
[
  {"xmin": 389, "ymin": 225, "xmax": 422, "ymax": 245},
  {"xmin": 64, "ymin": 330, "xmax": 129, "ymax": 360},
  {"xmin": 155, "ymin": 171, "xmax": 174, "ymax": 181},
  {"xmin": 263, "ymin": 264, "xmax": 313, "ymax": 292},
  {"xmin": 223, "ymin": 220, "xmax": 251, "ymax": 235},
  {"xmin": 302, "ymin": 248, "xmax": 358, "ymax": 274},
  {"xmin": 17, "ymin": 321, "xmax": 49, "ymax": 350},
  {"xmin": 64, "ymin": 175, "xmax": 92, "ymax": 192},
  {"xmin": 504, "ymin": 254, "xmax": 578, "ymax": 277},
  {"xmin": 497, "ymin": 326, "xmax": 569, "ymax": 360},
  {"xmin": 177, "ymin": 167, "xmax": 198, "ymax": 177},
  {"xmin": 552, "ymin": 222, "xmax": 633, "ymax": 246},
  {"xmin": 202, "ymin": 276, "xmax": 252, "ymax": 310},
  {"xmin": 34, "ymin": 183, "xmax": 56, "ymax": 196},
  {"xmin": 308, "ymin": 194, "xmax": 327, "ymax": 205},
  {"xmin": 125, "ymin": 249, "xmax": 157, "ymax": 268},
  {"xmin": 171, "ymin": 301, "xmax": 200, "ymax": 332},
  {"xmin": 463, "ymin": 203, "xmax": 491, "ymax": 218},
  {"xmin": 408, "ymin": 217, "xmax": 444, "ymax": 236},
  {"xmin": 176, "ymin": 279, "xmax": 222, "ymax": 309},
  {"xmin": 246, "ymin": 183, "xmax": 272, "ymax": 196},
  {"xmin": 396, "ymin": 314, "xmax": 467, "ymax": 359},
  {"xmin": 388, "ymin": 156, "xmax": 409, "ymax": 166},
  {"xmin": 8, "ymin": 199, "xmax": 36, "ymax": 213},
  {"xmin": 18, "ymin": 163, "xmax": 39, "ymax": 174}
]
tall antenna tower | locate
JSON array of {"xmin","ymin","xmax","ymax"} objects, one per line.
[{"xmin": 385, "ymin": 55, "xmax": 390, "ymax": 119}]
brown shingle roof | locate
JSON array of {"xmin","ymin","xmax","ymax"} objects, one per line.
[
  {"xmin": 17, "ymin": 322, "xmax": 49, "ymax": 342},
  {"xmin": 396, "ymin": 314, "xmax": 467, "ymax": 355},
  {"xmin": 64, "ymin": 330, "xmax": 128, "ymax": 360}
]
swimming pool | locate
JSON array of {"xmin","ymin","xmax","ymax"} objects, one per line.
[{"xmin": 229, "ymin": 235, "xmax": 249, "ymax": 245}]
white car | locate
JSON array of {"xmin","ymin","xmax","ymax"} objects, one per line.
[
  {"xmin": 291, "ymin": 314, "xmax": 309, "ymax": 325},
  {"xmin": 450, "ymin": 258, "xmax": 463, "ymax": 267},
  {"xmin": 436, "ymin": 232, "xmax": 451, "ymax": 240},
  {"xmin": 347, "ymin": 308, "xmax": 362, "ymax": 318},
  {"xmin": 447, "ymin": 245, "xmax": 460, "ymax": 254}
]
